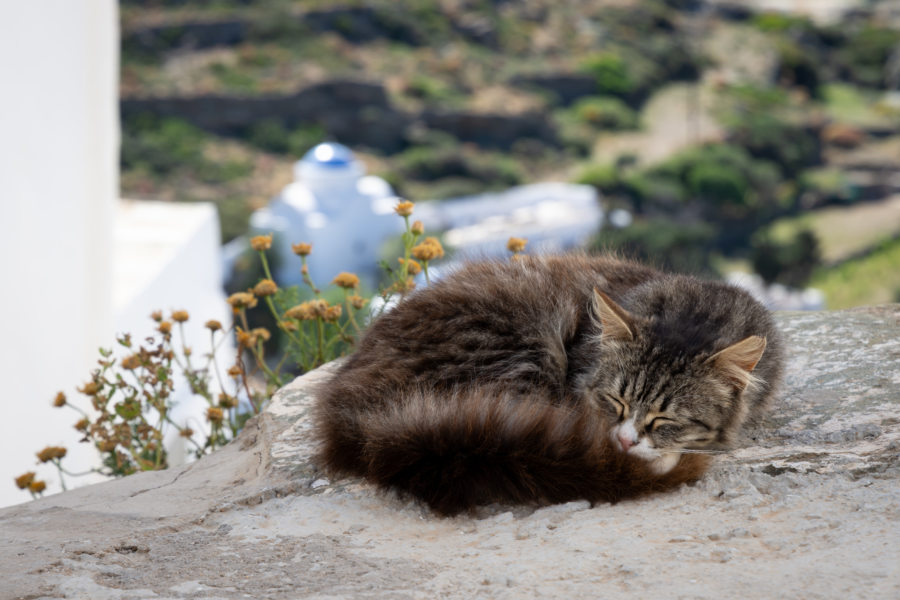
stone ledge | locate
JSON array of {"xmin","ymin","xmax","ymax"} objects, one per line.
[{"xmin": 2, "ymin": 306, "xmax": 898, "ymax": 599}]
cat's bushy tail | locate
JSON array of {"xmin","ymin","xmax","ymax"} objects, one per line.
[{"xmin": 317, "ymin": 386, "xmax": 709, "ymax": 516}]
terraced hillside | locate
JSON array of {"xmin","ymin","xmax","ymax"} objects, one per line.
[{"xmin": 120, "ymin": 0, "xmax": 900, "ymax": 306}]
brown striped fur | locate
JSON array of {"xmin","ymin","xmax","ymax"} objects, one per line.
[{"xmin": 314, "ymin": 255, "xmax": 782, "ymax": 516}]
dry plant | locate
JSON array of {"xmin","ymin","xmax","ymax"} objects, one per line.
[{"xmin": 15, "ymin": 200, "xmax": 464, "ymax": 499}]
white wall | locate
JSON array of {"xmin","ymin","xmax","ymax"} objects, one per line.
[{"xmin": 0, "ymin": 2, "xmax": 119, "ymax": 507}]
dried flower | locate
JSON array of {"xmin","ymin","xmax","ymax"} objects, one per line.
[
  {"xmin": 348, "ymin": 295, "xmax": 367, "ymax": 310},
  {"xmin": 227, "ymin": 292, "xmax": 257, "ymax": 310},
  {"xmin": 324, "ymin": 305, "xmax": 343, "ymax": 323},
  {"xmin": 206, "ymin": 407, "xmax": 225, "ymax": 424},
  {"xmin": 398, "ymin": 257, "xmax": 422, "ymax": 275},
  {"xmin": 29, "ymin": 480, "xmax": 46, "ymax": 493},
  {"xmin": 205, "ymin": 319, "xmax": 222, "ymax": 332},
  {"xmin": 180, "ymin": 427, "xmax": 194, "ymax": 438},
  {"xmin": 14, "ymin": 472, "xmax": 35, "ymax": 490},
  {"xmin": 311, "ymin": 299, "xmax": 329, "ymax": 318},
  {"xmin": 171, "ymin": 310, "xmax": 189, "ymax": 323},
  {"xmin": 36, "ymin": 446, "xmax": 67, "ymax": 463},
  {"xmin": 218, "ymin": 393, "xmax": 237, "ymax": 409},
  {"xmin": 53, "ymin": 392, "xmax": 66, "ymax": 408},
  {"xmin": 236, "ymin": 329, "xmax": 252, "ymax": 347},
  {"xmin": 97, "ymin": 439, "xmax": 117, "ymax": 452},
  {"xmin": 411, "ymin": 220, "xmax": 425, "ymax": 236},
  {"xmin": 250, "ymin": 234, "xmax": 273, "ymax": 251},
  {"xmin": 411, "ymin": 237, "xmax": 445, "ymax": 262},
  {"xmin": 150, "ymin": 310, "xmax": 163, "ymax": 322},
  {"xmin": 280, "ymin": 320, "xmax": 298, "ymax": 331},
  {"xmin": 394, "ymin": 200, "xmax": 415, "ymax": 217},
  {"xmin": 74, "ymin": 418, "xmax": 90, "ymax": 432},
  {"xmin": 332, "ymin": 272, "xmax": 360, "ymax": 289},
  {"xmin": 251, "ymin": 327, "xmax": 271, "ymax": 342},
  {"xmin": 292, "ymin": 242, "xmax": 312, "ymax": 256},
  {"xmin": 121, "ymin": 354, "xmax": 141, "ymax": 370},
  {"xmin": 227, "ymin": 365, "xmax": 242, "ymax": 377},
  {"xmin": 253, "ymin": 279, "xmax": 278, "ymax": 297},
  {"xmin": 507, "ymin": 237, "xmax": 528, "ymax": 254},
  {"xmin": 79, "ymin": 381, "xmax": 99, "ymax": 396},
  {"xmin": 158, "ymin": 321, "xmax": 172, "ymax": 335}
]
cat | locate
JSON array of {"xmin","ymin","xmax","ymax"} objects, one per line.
[{"xmin": 314, "ymin": 254, "xmax": 783, "ymax": 516}]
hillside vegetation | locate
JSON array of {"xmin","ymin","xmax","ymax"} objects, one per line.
[{"xmin": 120, "ymin": 0, "xmax": 900, "ymax": 306}]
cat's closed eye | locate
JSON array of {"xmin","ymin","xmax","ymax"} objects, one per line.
[{"xmin": 604, "ymin": 396, "xmax": 627, "ymax": 421}]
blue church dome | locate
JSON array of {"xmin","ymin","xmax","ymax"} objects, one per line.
[{"xmin": 302, "ymin": 143, "xmax": 355, "ymax": 168}]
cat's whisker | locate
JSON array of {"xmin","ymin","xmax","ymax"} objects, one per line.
[{"xmin": 677, "ymin": 449, "xmax": 729, "ymax": 454}]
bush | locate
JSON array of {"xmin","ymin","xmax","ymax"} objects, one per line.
[
  {"xmin": 575, "ymin": 163, "xmax": 619, "ymax": 192},
  {"xmin": 121, "ymin": 115, "xmax": 206, "ymax": 176},
  {"xmin": 247, "ymin": 120, "xmax": 325, "ymax": 157},
  {"xmin": 397, "ymin": 144, "xmax": 522, "ymax": 187},
  {"xmin": 751, "ymin": 229, "xmax": 822, "ymax": 287},
  {"xmin": 571, "ymin": 96, "xmax": 639, "ymax": 130},
  {"xmin": 835, "ymin": 26, "xmax": 900, "ymax": 88},
  {"xmin": 727, "ymin": 114, "xmax": 819, "ymax": 177},
  {"xmin": 591, "ymin": 218, "xmax": 717, "ymax": 275},
  {"xmin": 686, "ymin": 163, "xmax": 749, "ymax": 207},
  {"xmin": 579, "ymin": 51, "xmax": 634, "ymax": 97}
]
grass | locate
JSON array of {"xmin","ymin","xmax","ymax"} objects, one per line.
[
  {"xmin": 811, "ymin": 236, "xmax": 900, "ymax": 309},
  {"xmin": 764, "ymin": 195, "xmax": 900, "ymax": 263},
  {"xmin": 821, "ymin": 84, "xmax": 894, "ymax": 128}
]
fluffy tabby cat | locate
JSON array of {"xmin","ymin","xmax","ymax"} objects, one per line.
[{"xmin": 315, "ymin": 255, "xmax": 783, "ymax": 515}]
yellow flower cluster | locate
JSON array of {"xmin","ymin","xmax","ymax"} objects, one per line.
[
  {"xmin": 332, "ymin": 272, "xmax": 360, "ymax": 289},
  {"xmin": 227, "ymin": 291, "xmax": 258, "ymax": 310},
  {"xmin": 507, "ymin": 237, "xmax": 528, "ymax": 254},
  {"xmin": 253, "ymin": 279, "xmax": 278, "ymax": 297},
  {"xmin": 206, "ymin": 407, "xmax": 224, "ymax": 424},
  {"xmin": 411, "ymin": 237, "xmax": 445, "ymax": 262},
  {"xmin": 250, "ymin": 234, "xmax": 273, "ymax": 251},
  {"xmin": 15, "ymin": 472, "xmax": 47, "ymax": 493},
  {"xmin": 291, "ymin": 242, "xmax": 312, "ymax": 256},
  {"xmin": 171, "ymin": 310, "xmax": 189, "ymax": 323},
  {"xmin": 398, "ymin": 257, "xmax": 422, "ymax": 275},
  {"xmin": 36, "ymin": 446, "xmax": 67, "ymax": 463},
  {"xmin": 53, "ymin": 392, "xmax": 66, "ymax": 408},
  {"xmin": 394, "ymin": 200, "xmax": 415, "ymax": 217},
  {"xmin": 218, "ymin": 393, "xmax": 237, "ymax": 409},
  {"xmin": 205, "ymin": 319, "xmax": 222, "ymax": 332},
  {"xmin": 121, "ymin": 354, "xmax": 141, "ymax": 370}
]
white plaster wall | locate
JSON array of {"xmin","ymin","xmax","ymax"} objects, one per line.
[
  {"xmin": 0, "ymin": 3, "xmax": 119, "ymax": 507},
  {"xmin": 112, "ymin": 201, "xmax": 233, "ymax": 467}
]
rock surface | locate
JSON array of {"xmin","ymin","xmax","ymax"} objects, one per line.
[{"xmin": 2, "ymin": 306, "xmax": 899, "ymax": 599}]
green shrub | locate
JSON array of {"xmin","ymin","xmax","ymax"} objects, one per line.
[
  {"xmin": 571, "ymin": 96, "xmax": 639, "ymax": 130},
  {"xmin": 751, "ymin": 12, "xmax": 814, "ymax": 33},
  {"xmin": 835, "ymin": 26, "xmax": 900, "ymax": 88},
  {"xmin": 397, "ymin": 144, "xmax": 522, "ymax": 187},
  {"xmin": 579, "ymin": 51, "xmax": 634, "ymax": 97},
  {"xmin": 247, "ymin": 120, "xmax": 325, "ymax": 157},
  {"xmin": 575, "ymin": 163, "xmax": 619, "ymax": 192},
  {"xmin": 121, "ymin": 115, "xmax": 206, "ymax": 176},
  {"xmin": 751, "ymin": 229, "xmax": 822, "ymax": 287},
  {"xmin": 592, "ymin": 218, "xmax": 716, "ymax": 275},
  {"xmin": 727, "ymin": 114, "xmax": 819, "ymax": 177},
  {"xmin": 686, "ymin": 163, "xmax": 749, "ymax": 206}
]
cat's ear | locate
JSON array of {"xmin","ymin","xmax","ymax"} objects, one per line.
[
  {"xmin": 592, "ymin": 289, "xmax": 636, "ymax": 342},
  {"xmin": 706, "ymin": 336, "xmax": 767, "ymax": 391}
]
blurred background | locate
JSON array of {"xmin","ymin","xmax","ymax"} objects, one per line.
[
  {"xmin": 119, "ymin": 0, "xmax": 900, "ymax": 310},
  {"xmin": 2, "ymin": 0, "xmax": 900, "ymax": 507}
]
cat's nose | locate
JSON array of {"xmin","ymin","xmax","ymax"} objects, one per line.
[{"xmin": 617, "ymin": 432, "xmax": 633, "ymax": 451}]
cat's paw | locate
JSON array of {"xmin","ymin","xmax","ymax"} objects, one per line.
[{"xmin": 648, "ymin": 452, "xmax": 680, "ymax": 475}]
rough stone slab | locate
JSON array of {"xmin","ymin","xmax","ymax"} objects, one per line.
[{"xmin": 2, "ymin": 306, "xmax": 899, "ymax": 599}]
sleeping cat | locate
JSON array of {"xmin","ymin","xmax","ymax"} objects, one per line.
[{"xmin": 314, "ymin": 254, "xmax": 783, "ymax": 515}]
